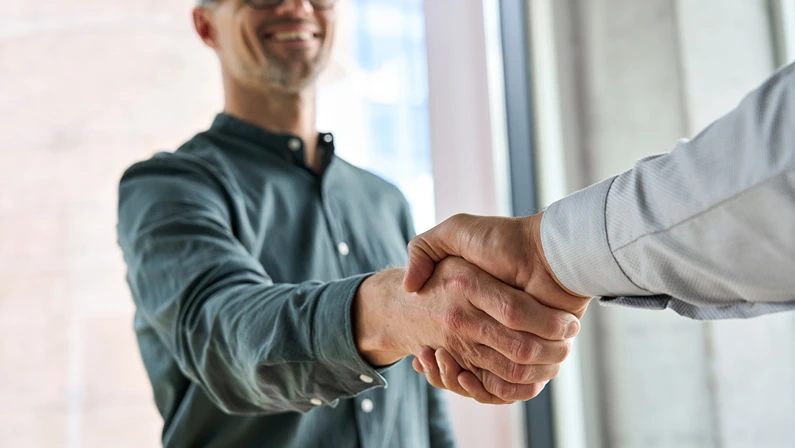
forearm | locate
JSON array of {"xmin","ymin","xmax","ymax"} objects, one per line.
[
  {"xmin": 131, "ymin": 251, "xmax": 385, "ymax": 414},
  {"xmin": 120, "ymin": 163, "xmax": 387, "ymax": 415},
  {"xmin": 541, "ymin": 62, "xmax": 795, "ymax": 318},
  {"xmin": 353, "ymin": 268, "xmax": 413, "ymax": 367}
]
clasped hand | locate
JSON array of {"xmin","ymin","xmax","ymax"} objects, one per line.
[{"xmin": 402, "ymin": 212, "xmax": 591, "ymax": 404}]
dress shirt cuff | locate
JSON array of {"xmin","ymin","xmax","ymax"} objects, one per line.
[
  {"xmin": 313, "ymin": 274, "xmax": 388, "ymax": 404},
  {"xmin": 540, "ymin": 176, "xmax": 648, "ymax": 297}
]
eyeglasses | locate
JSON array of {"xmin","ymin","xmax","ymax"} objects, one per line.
[
  {"xmin": 200, "ymin": 0, "xmax": 337, "ymax": 9},
  {"xmin": 245, "ymin": 0, "xmax": 337, "ymax": 9}
]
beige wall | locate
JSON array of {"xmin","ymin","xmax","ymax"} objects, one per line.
[
  {"xmin": 545, "ymin": 1, "xmax": 795, "ymax": 447},
  {"xmin": 2, "ymin": 1, "xmax": 220, "ymax": 446}
]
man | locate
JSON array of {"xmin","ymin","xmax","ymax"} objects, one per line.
[
  {"xmin": 117, "ymin": 0, "xmax": 580, "ymax": 446},
  {"xmin": 403, "ymin": 61, "xmax": 795, "ymax": 400}
]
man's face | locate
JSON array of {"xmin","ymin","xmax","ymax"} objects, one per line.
[{"xmin": 205, "ymin": 0, "xmax": 335, "ymax": 93}]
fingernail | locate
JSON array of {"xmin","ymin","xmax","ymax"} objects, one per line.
[
  {"xmin": 564, "ymin": 319, "xmax": 580, "ymax": 339},
  {"xmin": 419, "ymin": 359, "xmax": 429, "ymax": 374}
]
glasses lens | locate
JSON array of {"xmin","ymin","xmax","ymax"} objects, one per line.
[
  {"xmin": 246, "ymin": 0, "xmax": 282, "ymax": 7},
  {"xmin": 246, "ymin": 0, "xmax": 337, "ymax": 8},
  {"xmin": 309, "ymin": 0, "xmax": 336, "ymax": 8}
]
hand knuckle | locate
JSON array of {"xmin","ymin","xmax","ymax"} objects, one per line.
[
  {"xmin": 495, "ymin": 381, "xmax": 518, "ymax": 401},
  {"xmin": 444, "ymin": 273, "xmax": 472, "ymax": 293},
  {"xmin": 509, "ymin": 363, "xmax": 533, "ymax": 383},
  {"xmin": 512, "ymin": 337, "xmax": 541, "ymax": 363},
  {"xmin": 500, "ymin": 297, "xmax": 525, "ymax": 328},
  {"xmin": 548, "ymin": 313, "xmax": 572, "ymax": 340},
  {"xmin": 442, "ymin": 309, "xmax": 467, "ymax": 332}
]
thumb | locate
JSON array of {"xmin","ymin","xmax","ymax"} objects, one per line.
[
  {"xmin": 403, "ymin": 215, "xmax": 470, "ymax": 292},
  {"xmin": 403, "ymin": 238, "xmax": 439, "ymax": 293}
]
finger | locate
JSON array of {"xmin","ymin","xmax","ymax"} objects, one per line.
[
  {"xmin": 412, "ymin": 357, "xmax": 424, "ymax": 374},
  {"xmin": 458, "ymin": 370, "xmax": 513, "ymax": 405},
  {"xmin": 479, "ymin": 369, "xmax": 549, "ymax": 402},
  {"xmin": 468, "ymin": 279, "xmax": 580, "ymax": 341},
  {"xmin": 416, "ymin": 347, "xmax": 445, "ymax": 390},
  {"xmin": 469, "ymin": 310, "xmax": 574, "ymax": 365},
  {"xmin": 404, "ymin": 238, "xmax": 441, "ymax": 293},
  {"xmin": 435, "ymin": 348, "xmax": 472, "ymax": 398},
  {"xmin": 468, "ymin": 343, "xmax": 565, "ymax": 384},
  {"xmin": 404, "ymin": 215, "xmax": 475, "ymax": 293}
]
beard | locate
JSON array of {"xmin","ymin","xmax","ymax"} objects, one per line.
[{"xmin": 256, "ymin": 45, "xmax": 330, "ymax": 94}]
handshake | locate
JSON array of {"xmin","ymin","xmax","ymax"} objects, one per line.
[{"xmin": 354, "ymin": 212, "xmax": 591, "ymax": 405}]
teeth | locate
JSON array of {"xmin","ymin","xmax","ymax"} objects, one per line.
[{"xmin": 273, "ymin": 31, "xmax": 314, "ymax": 41}]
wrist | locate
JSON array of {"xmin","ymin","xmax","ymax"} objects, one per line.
[
  {"xmin": 353, "ymin": 269, "xmax": 408, "ymax": 367},
  {"xmin": 528, "ymin": 212, "xmax": 591, "ymax": 300}
]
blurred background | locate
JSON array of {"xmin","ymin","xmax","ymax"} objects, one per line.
[{"xmin": 2, "ymin": 0, "xmax": 795, "ymax": 447}]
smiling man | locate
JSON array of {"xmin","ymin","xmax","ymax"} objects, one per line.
[{"xmin": 116, "ymin": 0, "xmax": 580, "ymax": 447}]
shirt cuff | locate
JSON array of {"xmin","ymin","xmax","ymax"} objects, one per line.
[
  {"xmin": 312, "ymin": 274, "xmax": 389, "ymax": 405},
  {"xmin": 540, "ymin": 176, "xmax": 648, "ymax": 297}
]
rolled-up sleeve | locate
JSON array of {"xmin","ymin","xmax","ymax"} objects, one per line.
[
  {"xmin": 541, "ymin": 62, "xmax": 795, "ymax": 320},
  {"xmin": 118, "ymin": 156, "xmax": 385, "ymax": 415}
]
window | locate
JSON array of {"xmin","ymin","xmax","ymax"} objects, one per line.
[{"xmin": 317, "ymin": 0, "xmax": 436, "ymax": 233}]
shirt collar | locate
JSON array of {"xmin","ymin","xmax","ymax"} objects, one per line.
[{"xmin": 210, "ymin": 113, "xmax": 336, "ymax": 171}]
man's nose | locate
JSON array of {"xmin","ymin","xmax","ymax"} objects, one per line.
[{"xmin": 272, "ymin": 0, "xmax": 314, "ymax": 17}]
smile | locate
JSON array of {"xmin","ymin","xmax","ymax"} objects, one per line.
[{"xmin": 269, "ymin": 31, "xmax": 319, "ymax": 41}]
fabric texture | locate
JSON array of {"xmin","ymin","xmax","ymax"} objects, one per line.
[
  {"xmin": 542, "ymin": 62, "xmax": 795, "ymax": 320},
  {"xmin": 118, "ymin": 113, "xmax": 456, "ymax": 448}
]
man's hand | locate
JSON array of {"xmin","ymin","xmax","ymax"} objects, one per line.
[
  {"xmin": 402, "ymin": 213, "xmax": 592, "ymax": 403},
  {"xmin": 353, "ymin": 257, "xmax": 579, "ymax": 403},
  {"xmin": 404, "ymin": 212, "xmax": 590, "ymax": 317}
]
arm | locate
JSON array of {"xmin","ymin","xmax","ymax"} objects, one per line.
[
  {"xmin": 543, "ymin": 61, "xmax": 795, "ymax": 319},
  {"xmin": 405, "ymin": 62, "xmax": 795, "ymax": 320},
  {"xmin": 120, "ymin": 156, "xmax": 577, "ymax": 414},
  {"xmin": 403, "ymin": 63, "xmax": 795, "ymax": 400},
  {"xmin": 119, "ymin": 156, "xmax": 383, "ymax": 415}
]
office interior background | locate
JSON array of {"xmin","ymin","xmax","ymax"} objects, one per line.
[{"xmin": 2, "ymin": 0, "xmax": 795, "ymax": 447}]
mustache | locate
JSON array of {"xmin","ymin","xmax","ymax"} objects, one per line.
[{"xmin": 257, "ymin": 18, "xmax": 320, "ymax": 35}]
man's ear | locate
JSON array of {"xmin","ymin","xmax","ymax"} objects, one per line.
[{"xmin": 193, "ymin": 7, "xmax": 219, "ymax": 50}]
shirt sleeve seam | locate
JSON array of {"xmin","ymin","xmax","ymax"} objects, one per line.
[
  {"xmin": 603, "ymin": 176, "xmax": 654, "ymax": 294},
  {"xmin": 612, "ymin": 166, "xmax": 795, "ymax": 256}
]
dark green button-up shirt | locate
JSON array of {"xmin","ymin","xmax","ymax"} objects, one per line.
[{"xmin": 117, "ymin": 114, "xmax": 456, "ymax": 448}]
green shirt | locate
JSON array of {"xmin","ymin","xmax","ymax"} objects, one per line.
[{"xmin": 117, "ymin": 113, "xmax": 456, "ymax": 448}]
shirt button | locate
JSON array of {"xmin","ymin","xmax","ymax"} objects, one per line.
[
  {"xmin": 288, "ymin": 138, "xmax": 301, "ymax": 151},
  {"xmin": 361, "ymin": 398, "xmax": 374, "ymax": 413},
  {"xmin": 323, "ymin": 134, "xmax": 333, "ymax": 143},
  {"xmin": 338, "ymin": 242, "xmax": 350, "ymax": 256},
  {"xmin": 310, "ymin": 398, "xmax": 323, "ymax": 406},
  {"xmin": 359, "ymin": 374, "xmax": 374, "ymax": 384}
]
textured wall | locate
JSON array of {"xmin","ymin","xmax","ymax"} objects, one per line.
[
  {"xmin": 560, "ymin": 0, "xmax": 795, "ymax": 447},
  {"xmin": 1, "ymin": 1, "xmax": 223, "ymax": 446}
]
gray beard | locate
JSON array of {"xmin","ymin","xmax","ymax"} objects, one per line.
[{"xmin": 261, "ymin": 50, "xmax": 327, "ymax": 94}]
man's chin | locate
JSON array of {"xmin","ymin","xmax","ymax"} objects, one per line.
[{"xmin": 266, "ymin": 63, "xmax": 326, "ymax": 92}]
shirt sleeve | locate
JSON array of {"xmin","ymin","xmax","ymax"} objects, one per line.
[
  {"xmin": 118, "ymin": 155, "xmax": 385, "ymax": 415},
  {"xmin": 427, "ymin": 386, "xmax": 457, "ymax": 447},
  {"xmin": 540, "ymin": 61, "xmax": 795, "ymax": 320}
]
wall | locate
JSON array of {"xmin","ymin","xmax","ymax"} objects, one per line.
[
  {"xmin": 543, "ymin": 0, "xmax": 795, "ymax": 447},
  {"xmin": 0, "ymin": 1, "xmax": 220, "ymax": 446}
]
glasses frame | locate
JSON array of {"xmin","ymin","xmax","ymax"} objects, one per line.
[{"xmin": 244, "ymin": 0, "xmax": 337, "ymax": 10}]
